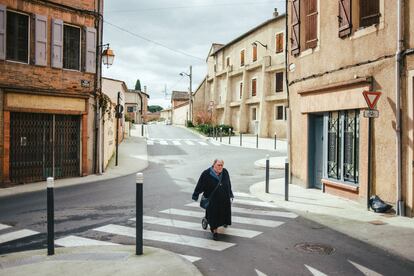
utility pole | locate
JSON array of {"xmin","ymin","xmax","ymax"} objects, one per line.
[{"xmin": 189, "ymin": 65, "xmax": 192, "ymax": 122}]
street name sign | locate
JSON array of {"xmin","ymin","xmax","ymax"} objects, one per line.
[
  {"xmin": 363, "ymin": 109, "xmax": 379, "ymax": 118},
  {"xmin": 362, "ymin": 91, "xmax": 382, "ymax": 109}
]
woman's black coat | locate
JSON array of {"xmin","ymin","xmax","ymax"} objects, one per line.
[{"xmin": 192, "ymin": 167, "xmax": 234, "ymax": 229}]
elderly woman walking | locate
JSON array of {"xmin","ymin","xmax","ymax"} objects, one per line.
[{"xmin": 192, "ymin": 159, "xmax": 234, "ymax": 240}]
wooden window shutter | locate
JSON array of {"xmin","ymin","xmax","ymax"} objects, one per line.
[
  {"xmin": 305, "ymin": 0, "xmax": 318, "ymax": 49},
  {"xmin": 276, "ymin": 33, "xmax": 283, "ymax": 53},
  {"xmin": 338, "ymin": 0, "xmax": 352, "ymax": 38},
  {"xmin": 35, "ymin": 14, "xmax": 47, "ymax": 66},
  {"xmin": 291, "ymin": 0, "xmax": 300, "ymax": 55},
  {"xmin": 240, "ymin": 50, "xmax": 245, "ymax": 66},
  {"xmin": 360, "ymin": 0, "xmax": 380, "ymax": 28},
  {"xmin": 0, "ymin": 5, "xmax": 6, "ymax": 60},
  {"xmin": 252, "ymin": 44, "xmax": 257, "ymax": 62},
  {"xmin": 276, "ymin": 72, "xmax": 283, "ymax": 92},
  {"xmin": 51, "ymin": 18, "xmax": 63, "ymax": 68},
  {"xmin": 252, "ymin": 79, "xmax": 257, "ymax": 97},
  {"xmin": 85, "ymin": 27, "xmax": 96, "ymax": 73}
]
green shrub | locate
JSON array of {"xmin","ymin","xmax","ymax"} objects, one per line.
[{"xmin": 186, "ymin": 120, "xmax": 194, "ymax": 127}]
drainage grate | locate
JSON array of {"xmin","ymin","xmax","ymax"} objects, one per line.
[{"xmin": 294, "ymin": 242, "xmax": 335, "ymax": 255}]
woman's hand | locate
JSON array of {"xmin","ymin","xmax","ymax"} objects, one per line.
[{"xmin": 192, "ymin": 194, "xmax": 199, "ymax": 201}]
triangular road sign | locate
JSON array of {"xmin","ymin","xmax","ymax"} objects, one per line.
[{"xmin": 362, "ymin": 91, "xmax": 382, "ymax": 109}]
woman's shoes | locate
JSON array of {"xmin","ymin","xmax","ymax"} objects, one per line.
[{"xmin": 213, "ymin": 233, "xmax": 218, "ymax": 240}]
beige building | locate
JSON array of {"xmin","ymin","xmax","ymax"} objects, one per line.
[
  {"xmin": 171, "ymin": 91, "xmax": 190, "ymax": 125},
  {"xmin": 125, "ymin": 89, "xmax": 149, "ymax": 124},
  {"xmin": 194, "ymin": 12, "xmax": 287, "ymax": 137},
  {"xmin": 287, "ymin": 0, "xmax": 414, "ymax": 216}
]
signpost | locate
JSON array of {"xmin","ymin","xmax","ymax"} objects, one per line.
[{"xmin": 362, "ymin": 90, "xmax": 381, "ymax": 210}]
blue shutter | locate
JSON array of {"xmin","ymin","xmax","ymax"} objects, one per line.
[
  {"xmin": 85, "ymin": 27, "xmax": 96, "ymax": 73},
  {"xmin": 51, "ymin": 18, "xmax": 63, "ymax": 68},
  {"xmin": 35, "ymin": 14, "xmax": 47, "ymax": 66}
]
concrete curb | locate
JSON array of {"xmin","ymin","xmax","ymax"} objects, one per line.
[
  {"xmin": 254, "ymin": 156, "xmax": 287, "ymax": 169},
  {"xmin": 0, "ymin": 245, "xmax": 202, "ymax": 276}
]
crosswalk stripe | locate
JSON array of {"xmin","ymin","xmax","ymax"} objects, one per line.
[
  {"xmin": 55, "ymin": 235, "xmax": 119, "ymax": 247},
  {"xmin": 0, "ymin": 223, "xmax": 11, "ymax": 231},
  {"xmin": 172, "ymin": 141, "xmax": 181, "ymax": 145},
  {"xmin": 233, "ymin": 198, "xmax": 278, "ymax": 208},
  {"xmin": 133, "ymin": 216, "xmax": 262, "ymax": 238},
  {"xmin": 348, "ymin": 260, "xmax": 383, "ymax": 276},
  {"xmin": 305, "ymin": 265, "xmax": 328, "ymax": 276},
  {"xmin": 209, "ymin": 141, "xmax": 221, "ymax": 146},
  {"xmin": 233, "ymin": 192, "xmax": 256, "ymax": 198},
  {"xmin": 159, "ymin": 140, "xmax": 168, "ymax": 145},
  {"xmin": 0, "ymin": 229, "xmax": 39, "ymax": 244},
  {"xmin": 198, "ymin": 141, "xmax": 208, "ymax": 146},
  {"xmin": 185, "ymin": 141, "xmax": 195, "ymax": 145},
  {"xmin": 147, "ymin": 140, "xmax": 154, "ymax": 145},
  {"xmin": 185, "ymin": 202, "xmax": 297, "ymax": 218},
  {"xmin": 160, "ymin": 209, "xmax": 284, "ymax": 227},
  {"xmin": 179, "ymin": 254, "xmax": 202, "ymax": 263},
  {"xmin": 94, "ymin": 224, "xmax": 235, "ymax": 251}
]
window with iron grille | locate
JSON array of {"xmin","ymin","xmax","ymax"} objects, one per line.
[
  {"xmin": 275, "ymin": 105, "xmax": 284, "ymax": 120},
  {"xmin": 6, "ymin": 11, "xmax": 29, "ymax": 63},
  {"xmin": 63, "ymin": 25, "xmax": 80, "ymax": 70},
  {"xmin": 327, "ymin": 110, "xmax": 359, "ymax": 184}
]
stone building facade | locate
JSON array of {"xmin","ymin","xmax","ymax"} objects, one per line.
[{"xmin": 0, "ymin": 0, "xmax": 102, "ymax": 185}]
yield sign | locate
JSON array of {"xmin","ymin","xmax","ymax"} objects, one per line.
[{"xmin": 362, "ymin": 91, "xmax": 382, "ymax": 109}]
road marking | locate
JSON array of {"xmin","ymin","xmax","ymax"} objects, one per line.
[
  {"xmin": 209, "ymin": 141, "xmax": 221, "ymax": 146},
  {"xmin": 94, "ymin": 224, "xmax": 235, "ymax": 251},
  {"xmin": 0, "ymin": 229, "xmax": 39, "ymax": 244},
  {"xmin": 233, "ymin": 192, "xmax": 256, "ymax": 198},
  {"xmin": 185, "ymin": 140, "xmax": 195, "ymax": 145},
  {"xmin": 198, "ymin": 141, "xmax": 208, "ymax": 146},
  {"xmin": 255, "ymin": 269, "xmax": 268, "ymax": 276},
  {"xmin": 147, "ymin": 140, "xmax": 154, "ymax": 145},
  {"xmin": 55, "ymin": 235, "xmax": 119, "ymax": 247},
  {"xmin": 159, "ymin": 140, "xmax": 168, "ymax": 145},
  {"xmin": 233, "ymin": 198, "xmax": 278, "ymax": 208},
  {"xmin": 305, "ymin": 265, "xmax": 328, "ymax": 276},
  {"xmin": 172, "ymin": 141, "xmax": 181, "ymax": 145},
  {"xmin": 160, "ymin": 209, "xmax": 284, "ymax": 227},
  {"xmin": 0, "ymin": 223, "xmax": 11, "ymax": 231},
  {"xmin": 134, "ymin": 216, "xmax": 262, "ymax": 238},
  {"xmin": 348, "ymin": 260, "xmax": 383, "ymax": 276},
  {"xmin": 179, "ymin": 254, "xmax": 201, "ymax": 263},
  {"xmin": 185, "ymin": 202, "xmax": 297, "ymax": 218}
]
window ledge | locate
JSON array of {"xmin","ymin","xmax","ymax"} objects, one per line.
[
  {"xmin": 245, "ymin": 98, "xmax": 260, "ymax": 104},
  {"xmin": 322, "ymin": 178, "xmax": 359, "ymax": 193},
  {"xmin": 350, "ymin": 22, "xmax": 384, "ymax": 40},
  {"xmin": 265, "ymin": 94, "xmax": 287, "ymax": 102},
  {"xmin": 299, "ymin": 46, "xmax": 320, "ymax": 58},
  {"xmin": 230, "ymin": 101, "xmax": 241, "ymax": 107}
]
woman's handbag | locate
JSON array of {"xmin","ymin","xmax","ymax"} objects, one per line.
[{"xmin": 200, "ymin": 181, "xmax": 221, "ymax": 210}]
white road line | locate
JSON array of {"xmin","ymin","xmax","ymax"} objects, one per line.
[
  {"xmin": 135, "ymin": 216, "xmax": 262, "ymax": 238},
  {"xmin": 0, "ymin": 229, "xmax": 39, "ymax": 244},
  {"xmin": 147, "ymin": 140, "xmax": 154, "ymax": 145},
  {"xmin": 209, "ymin": 141, "xmax": 221, "ymax": 146},
  {"xmin": 179, "ymin": 254, "xmax": 202, "ymax": 263},
  {"xmin": 305, "ymin": 265, "xmax": 328, "ymax": 276},
  {"xmin": 94, "ymin": 224, "xmax": 235, "ymax": 251},
  {"xmin": 348, "ymin": 260, "xmax": 383, "ymax": 276},
  {"xmin": 255, "ymin": 269, "xmax": 268, "ymax": 276},
  {"xmin": 233, "ymin": 198, "xmax": 278, "ymax": 208},
  {"xmin": 159, "ymin": 140, "xmax": 168, "ymax": 145},
  {"xmin": 233, "ymin": 192, "xmax": 256, "ymax": 198},
  {"xmin": 185, "ymin": 141, "xmax": 195, "ymax": 145},
  {"xmin": 0, "ymin": 223, "xmax": 11, "ymax": 231},
  {"xmin": 55, "ymin": 235, "xmax": 119, "ymax": 247},
  {"xmin": 185, "ymin": 202, "xmax": 297, "ymax": 218},
  {"xmin": 198, "ymin": 141, "xmax": 208, "ymax": 146},
  {"xmin": 172, "ymin": 141, "xmax": 181, "ymax": 145},
  {"xmin": 160, "ymin": 209, "xmax": 284, "ymax": 227}
]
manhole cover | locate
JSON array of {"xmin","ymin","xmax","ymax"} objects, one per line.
[{"xmin": 294, "ymin": 243, "xmax": 335, "ymax": 255}]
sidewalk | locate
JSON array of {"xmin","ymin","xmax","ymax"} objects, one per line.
[{"xmin": 250, "ymin": 177, "xmax": 414, "ymax": 262}]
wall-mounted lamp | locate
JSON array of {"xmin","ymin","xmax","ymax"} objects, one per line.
[
  {"xmin": 252, "ymin": 41, "xmax": 267, "ymax": 49},
  {"xmin": 100, "ymin": 43, "xmax": 115, "ymax": 68}
]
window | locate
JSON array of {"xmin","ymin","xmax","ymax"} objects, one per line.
[
  {"xmin": 252, "ymin": 44, "xmax": 257, "ymax": 62},
  {"xmin": 251, "ymin": 107, "xmax": 257, "ymax": 121},
  {"xmin": 226, "ymin": 56, "xmax": 230, "ymax": 67},
  {"xmin": 239, "ymin": 82, "xmax": 243, "ymax": 99},
  {"xmin": 6, "ymin": 11, "xmax": 29, "ymax": 63},
  {"xmin": 63, "ymin": 24, "xmax": 80, "ymax": 70},
  {"xmin": 275, "ymin": 106, "xmax": 284, "ymax": 120},
  {"xmin": 291, "ymin": 0, "xmax": 318, "ymax": 55},
  {"xmin": 327, "ymin": 110, "xmax": 359, "ymax": 184},
  {"xmin": 251, "ymin": 78, "xmax": 257, "ymax": 97},
  {"xmin": 275, "ymin": 33, "xmax": 284, "ymax": 53},
  {"xmin": 127, "ymin": 106, "xmax": 136, "ymax": 112},
  {"xmin": 275, "ymin": 72, "xmax": 283, "ymax": 92},
  {"xmin": 360, "ymin": 0, "xmax": 380, "ymax": 28},
  {"xmin": 240, "ymin": 49, "xmax": 245, "ymax": 66}
]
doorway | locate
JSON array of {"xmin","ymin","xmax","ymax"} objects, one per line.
[{"xmin": 308, "ymin": 114, "xmax": 324, "ymax": 189}]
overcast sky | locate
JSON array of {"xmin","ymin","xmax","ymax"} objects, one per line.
[{"xmin": 102, "ymin": 0, "xmax": 286, "ymax": 108}]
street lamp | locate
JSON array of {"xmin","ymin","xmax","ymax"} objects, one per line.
[
  {"xmin": 251, "ymin": 40, "xmax": 268, "ymax": 49},
  {"xmin": 180, "ymin": 65, "xmax": 193, "ymax": 122},
  {"xmin": 101, "ymin": 44, "xmax": 115, "ymax": 68}
]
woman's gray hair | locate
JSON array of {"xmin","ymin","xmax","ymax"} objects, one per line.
[{"xmin": 212, "ymin": 159, "xmax": 224, "ymax": 165}]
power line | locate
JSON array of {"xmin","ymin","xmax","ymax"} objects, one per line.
[{"xmin": 104, "ymin": 20, "xmax": 205, "ymax": 61}]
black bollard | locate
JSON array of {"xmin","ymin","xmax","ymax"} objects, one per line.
[
  {"xmin": 229, "ymin": 128, "xmax": 232, "ymax": 144},
  {"xmin": 220, "ymin": 128, "xmax": 222, "ymax": 142},
  {"xmin": 47, "ymin": 177, "xmax": 54, "ymax": 256},
  {"xmin": 256, "ymin": 134, "xmax": 259, "ymax": 149},
  {"xmin": 240, "ymin": 132, "xmax": 242, "ymax": 146},
  {"xmin": 274, "ymin": 133, "xmax": 277, "ymax": 150},
  {"xmin": 285, "ymin": 159, "xmax": 289, "ymax": 201},
  {"xmin": 136, "ymin": 173, "xmax": 143, "ymax": 255},
  {"xmin": 265, "ymin": 155, "xmax": 270, "ymax": 193}
]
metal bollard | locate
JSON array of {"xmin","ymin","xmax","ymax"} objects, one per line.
[
  {"xmin": 220, "ymin": 127, "xmax": 222, "ymax": 142},
  {"xmin": 274, "ymin": 133, "xmax": 277, "ymax": 150},
  {"xmin": 141, "ymin": 123, "xmax": 144, "ymax": 137},
  {"xmin": 284, "ymin": 158, "xmax": 289, "ymax": 201},
  {"xmin": 136, "ymin": 173, "xmax": 143, "ymax": 255},
  {"xmin": 229, "ymin": 128, "xmax": 232, "ymax": 144},
  {"xmin": 265, "ymin": 155, "xmax": 270, "ymax": 193},
  {"xmin": 256, "ymin": 134, "xmax": 259, "ymax": 149},
  {"xmin": 47, "ymin": 177, "xmax": 54, "ymax": 256},
  {"xmin": 240, "ymin": 132, "xmax": 242, "ymax": 146}
]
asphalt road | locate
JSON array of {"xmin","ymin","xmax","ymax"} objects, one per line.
[{"xmin": 0, "ymin": 123, "xmax": 413, "ymax": 276}]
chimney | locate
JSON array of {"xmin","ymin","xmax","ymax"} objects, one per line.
[{"xmin": 273, "ymin": 8, "xmax": 279, "ymax": 17}]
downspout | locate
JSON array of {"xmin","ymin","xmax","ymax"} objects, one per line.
[
  {"xmin": 396, "ymin": 0, "xmax": 404, "ymax": 216},
  {"xmin": 284, "ymin": 1, "xmax": 291, "ymax": 182},
  {"xmin": 94, "ymin": 0, "xmax": 103, "ymax": 174}
]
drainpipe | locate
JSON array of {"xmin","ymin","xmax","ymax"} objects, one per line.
[
  {"xmin": 396, "ymin": 0, "xmax": 404, "ymax": 216},
  {"xmin": 284, "ymin": 1, "xmax": 291, "ymax": 182}
]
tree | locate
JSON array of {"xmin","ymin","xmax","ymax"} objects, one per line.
[
  {"xmin": 135, "ymin": 79, "xmax": 141, "ymax": 91},
  {"xmin": 148, "ymin": 105, "xmax": 163, "ymax": 113}
]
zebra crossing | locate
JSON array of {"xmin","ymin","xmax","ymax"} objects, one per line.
[
  {"xmin": 0, "ymin": 223, "xmax": 39, "ymax": 244},
  {"xmin": 147, "ymin": 138, "xmax": 219, "ymax": 147}
]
